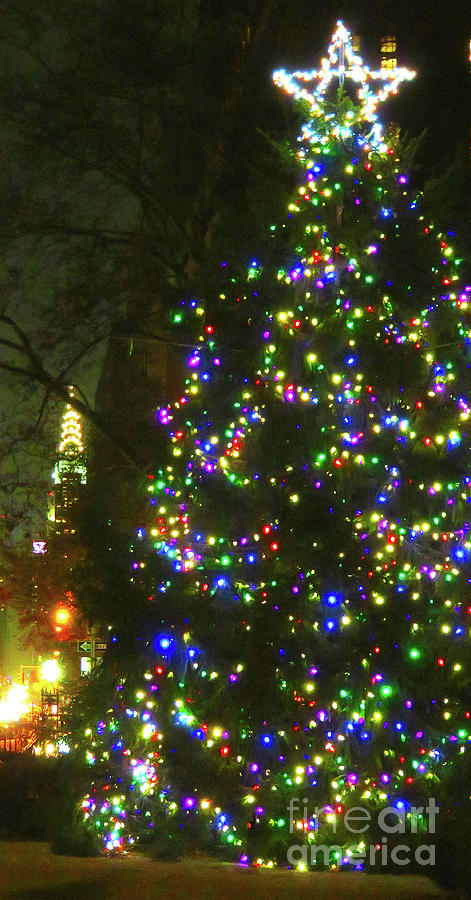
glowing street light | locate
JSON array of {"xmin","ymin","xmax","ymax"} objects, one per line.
[
  {"xmin": 0, "ymin": 684, "xmax": 29, "ymax": 724},
  {"xmin": 40, "ymin": 659, "xmax": 61, "ymax": 683}
]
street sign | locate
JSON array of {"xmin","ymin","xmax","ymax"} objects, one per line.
[
  {"xmin": 94, "ymin": 641, "xmax": 107, "ymax": 652},
  {"xmin": 77, "ymin": 640, "xmax": 92, "ymax": 654}
]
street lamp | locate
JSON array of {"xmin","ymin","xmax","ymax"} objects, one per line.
[{"xmin": 40, "ymin": 658, "xmax": 61, "ymax": 684}]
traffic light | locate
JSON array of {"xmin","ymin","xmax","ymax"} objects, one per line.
[{"xmin": 54, "ymin": 606, "xmax": 71, "ymax": 634}]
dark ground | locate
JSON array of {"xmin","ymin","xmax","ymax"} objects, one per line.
[{"xmin": 0, "ymin": 842, "xmax": 447, "ymax": 900}]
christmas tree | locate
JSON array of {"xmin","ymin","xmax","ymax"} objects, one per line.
[{"xmin": 80, "ymin": 23, "xmax": 471, "ymax": 868}]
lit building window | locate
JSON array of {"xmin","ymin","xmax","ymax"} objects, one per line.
[
  {"xmin": 381, "ymin": 36, "xmax": 396, "ymax": 54},
  {"xmin": 381, "ymin": 35, "xmax": 397, "ymax": 71},
  {"xmin": 80, "ymin": 657, "xmax": 92, "ymax": 676}
]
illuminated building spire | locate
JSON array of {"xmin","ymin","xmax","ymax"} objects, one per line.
[
  {"xmin": 58, "ymin": 386, "xmax": 84, "ymax": 455},
  {"xmin": 50, "ymin": 386, "xmax": 86, "ymax": 534}
]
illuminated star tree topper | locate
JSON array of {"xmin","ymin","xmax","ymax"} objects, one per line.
[{"xmin": 273, "ymin": 21, "xmax": 415, "ymax": 152}]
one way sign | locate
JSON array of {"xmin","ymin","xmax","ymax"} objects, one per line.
[{"xmin": 77, "ymin": 640, "xmax": 93, "ymax": 654}]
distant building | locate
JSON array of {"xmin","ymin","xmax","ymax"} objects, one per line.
[
  {"xmin": 349, "ymin": 33, "xmax": 398, "ymax": 70},
  {"xmin": 49, "ymin": 387, "xmax": 86, "ymax": 536},
  {"xmin": 41, "ymin": 388, "xmax": 92, "ymax": 678}
]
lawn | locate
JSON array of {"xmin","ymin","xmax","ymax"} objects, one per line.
[{"xmin": 0, "ymin": 842, "xmax": 445, "ymax": 899}]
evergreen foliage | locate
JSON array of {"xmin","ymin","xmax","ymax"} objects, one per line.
[{"xmin": 77, "ymin": 27, "xmax": 471, "ymax": 870}]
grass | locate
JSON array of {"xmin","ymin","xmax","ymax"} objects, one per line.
[{"xmin": 0, "ymin": 842, "xmax": 446, "ymax": 899}]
